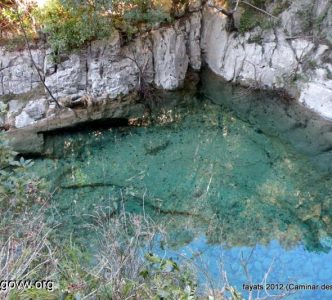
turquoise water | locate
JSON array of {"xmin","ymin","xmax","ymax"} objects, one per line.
[{"xmin": 32, "ymin": 69, "xmax": 332, "ymax": 299}]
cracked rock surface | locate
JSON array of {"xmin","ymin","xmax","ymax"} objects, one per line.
[{"xmin": 0, "ymin": 0, "xmax": 331, "ymax": 131}]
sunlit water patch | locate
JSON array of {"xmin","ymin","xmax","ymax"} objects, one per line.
[{"xmin": 31, "ymin": 69, "xmax": 332, "ymax": 299}]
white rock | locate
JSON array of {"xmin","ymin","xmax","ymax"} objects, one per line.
[
  {"xmin": 271, "ymin": 41, "xmax": 297, "ymax": 75},
  {"xmin": 8, "ymin": 100, "xmax": 25, "ymax": 116},
  {"xmin": 188, "ymin": 12, "xmax": 202, "ymax": 70},
  {"xmin": 201, "ymin": 8, "xmax": 229, "ymax": 75},
  {"xmin": 299, "ymin": 82, "xmax": 332, "ymax": 120},
  {"xmin": 45, "ymin": 53, "xmax": 86, "ymax": 99},
  {"xmin": 152, "ymin": 27, "xmax": 189, "ymax": 89},
  {"xmin": 0, "ymin": 101, "xmax": 7, "ymax": 114},
  {"xmin": 88, "ymin": 34, "xmax": 153, "ymax": 98},
  {"xmin": 280, "ymin": 0, "xmax": 312, "ymax": 36},
  {"xmin": 291, "ymin": 40, "xmax": 314, "ymax": 60},
  {"xmin": 0, "ymin": 48, "xmax": 45, "ymax": 95},
  {"xmin": 15, "ymin": 111, "xmax": 35, "ymax": 128},
  {"xmin": 24, "ymin": 98, "xmax": 48, "ymax": 120}
]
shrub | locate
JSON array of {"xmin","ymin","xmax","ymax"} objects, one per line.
[
  {"xmin": 0, "ymin": 0, "xmax": 39, "ymax": 43},
  {"xmin": 239, "ymin": 7, "xmax": 262, "ymax": 33},
  {"xmin": 0, "ymin": 133, "xmax": 47, "ymax": 212},
  {"xmin": 35, "ymin": 0, "xmax": 112, "ymax": 57}
]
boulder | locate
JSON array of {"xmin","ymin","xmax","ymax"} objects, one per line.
[
  {"xmin": 14, "ymin": 98, "xmax": 48, "ymax": 128},
  {"xmin": 8, "ymin": 100, "xmax": 25, "ymax": 116},
  {"xmin": 15, "ymin": 111, "xmax": 35, "ymax": 128},
  {"xmin": 24, "ymin": 98, "xmax": 48, "ymax": 120},
  {"xmin": 299, "ymin": 82, "xmax": 332, "ymax": 120}
]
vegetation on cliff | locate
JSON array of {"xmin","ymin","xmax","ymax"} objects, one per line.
[
  {"xmin": 1, "ymin": 0, "xmax": 179, "ymax": 53},
  {"xmin": 0, "ymin": 0, "xmax": 291, "ymax": 53}
]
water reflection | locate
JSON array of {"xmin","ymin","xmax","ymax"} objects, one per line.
[
  {"xmin": 31, "ymin": 69, "xmax": 332, "ymax": 298},
  {"xmin": 33, "ymin": 70, "xmax": 332, "ymax": 254}
]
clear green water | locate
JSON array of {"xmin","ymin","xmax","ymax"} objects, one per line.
[{"xmin": 31, "ymin": 69, "xmax": 332, "ymax": 299}]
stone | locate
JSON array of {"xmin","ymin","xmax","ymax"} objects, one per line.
[
  {"xmin": 188, "ymin": 12, "xmax": 202, "ymax": 70},
  {"xmin": 8, "ymin": 100, "xmax": 25, "ymax": 116},
  {"xmin": 45, "ymin": 52, "xmax": 86, "ymax": 99},
  {"xmin": 291, "ymin": 40, "xmax": 314, "ymax": 61},
  {"xmin": 299, "ymin": 82, "xmax": 332, "ymax": 120},
  {"xmin": 14, "ymin": 98, "xmax": 48, "ymax": 128},
  {"xmin": 0, "ymin": 101, "xmax": 7, "ymax": 114},
  {"xmin": 201, "ymin": 3, "xmax": 332, "ymax": 117},
  {"xmin": 280, "ymin": 0, "xmax": 313, "ymax": 36},
  {"xmin": 0, "ymin": 48, "xmax": 45, "ymax": 95},
  {"xmin": 152, "ymin": 27, "xmax": 189, "ymax": 90},
  {"xmin": 201, "ymin": 7, "xmax": 229, "ymax": 75},
  {"xmin": 5, "ymin": 128, "xmax": 44, "ymax": 155},
  {"xmin": 15, "ymin": 111, "xmax": 35, "ymax": 128},
  {"xmin": 88, "ymin": 33, "xmax": 153, "ymax": 99},
  {"xmin": 24, "ymin": 98, "xmax": 48, "ymax": 120},
  {"xmin": 0, "ymin": 2, "xmax": 332, "ymax": 124}
]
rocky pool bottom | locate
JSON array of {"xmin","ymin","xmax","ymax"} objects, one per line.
[{"xmin": 30, "ymin": 70, "xmax": 332, "ymax": 299}]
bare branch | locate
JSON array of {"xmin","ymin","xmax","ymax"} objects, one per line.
[
  {"xmin": 13, "ymin": 1, "xmax": 62, "ymax": 108},
  {"xmin": 209, "ymin": 0, "xmax": 278, "ymax": 23},
  {"xmin": 241, "ymin": 0, "xmax": 278, "ymax": 19}
]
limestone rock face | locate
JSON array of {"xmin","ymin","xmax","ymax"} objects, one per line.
[
  {"xmin": 1, "ymin": 2, "xmax": 332, "ymax": 131},
  {"xmin": 0, "ymin": 101, "xmax": 7, "ymax": 127},
  {"xmin": 0, "ymin": 12, "xmax": 203, "ymax": 129},
  {"xmin": 152, "ymin": 12, "xmax": 201, "ymax": 89},
  {"xmin": 88, "ymin": 33, "xmax": 154, "ymax": 99},
  {"xmin": 24, "ymin": 98, "xmax": 48, "ymax": 120},
  {"xmin": 14, "ymin": 98, "xmax": 48, "ymax": 128},
  {"xmin": 201, "ymin": 3, "xmax": 332, "ymax": 119},
  {"xmin": 15, "ymin": 111, "xmax": 35, "ymax": 128},
  {"xmin": 45, "ymin": 53, "xmax": 87, "ymax": 100},
  {"xmin": 8, "ymin": 100, "xmax": 25, "ymax": 116},
  {"xmin": 0, "ymin": 48, "xmax": 45, "ymax": 95},
  {"xmin": 299, "ymin": 81, "xmax": 332, "ymax": 120},
  {"xmin": 280, "ymin": 0, "xmax": 313, "ymax": 36},
  {"xmin": 152, "ymin": 26, "xmax": 189, "ymax": 90},
  {"xmin": 188, "ymin": 12, "xmax": 202, "ymax": 70}
]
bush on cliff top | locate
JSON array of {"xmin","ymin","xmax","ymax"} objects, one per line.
[
  {"xmin": 2, "ymin": 0, "xmax": 174, "ymax": 56},
  {"xmin": 35, "ymin": 0, "xmax": 112, "ymax": 56}
]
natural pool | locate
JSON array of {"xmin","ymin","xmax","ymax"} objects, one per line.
[{"xmin": 31, "ymin": 69, "xmax": 332, "ymax": 299}]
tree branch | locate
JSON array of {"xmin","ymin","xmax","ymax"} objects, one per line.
[
  {"xmin": 241, "ymin": 0, "xmax": 278, "ymax": 19},
  {"xmin": 14, "ymin": 1, "xmax": 62, "ymax": 108},
  {"xmin": 209, "ymin": 0, "xmax": 277, "ymax": 19}
]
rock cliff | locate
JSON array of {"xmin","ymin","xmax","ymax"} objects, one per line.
[
  {"xmin": 0, "ymin": 11, "xmax": 202, "ymax": 131},
  {"xmin": 0, "ymin": 0, "xmax": 331, "ymax": 142},
  {"xmin": 201, "ymin": 0, "xmax": 332, "ymax": 119}
]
